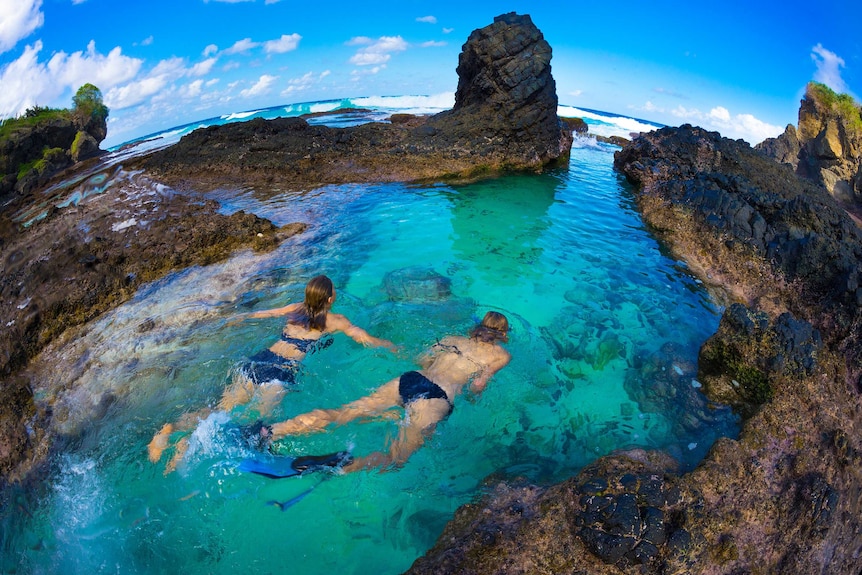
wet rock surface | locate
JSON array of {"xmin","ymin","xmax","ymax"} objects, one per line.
[
  {"xmin": 404, "ymin": 125, "xmax": 862, "ymax": 574},
  {"xmin": 758, "ymin": 82, "xmax": 862, "ymax": 210},
  {"xmin": 0, "ymin": 164, "xmax": 302, "ymax": 482},
  {"xmin": 135, "ymin": 13, "xmax": 572, "ymax": 193}
]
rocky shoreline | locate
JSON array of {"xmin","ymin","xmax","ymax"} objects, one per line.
[
  {"xmin": 406, "ymin": 125, "xmax": 862, "ymax": 574},
  {"xmin": 2, "ymin": 11, "xmax": 861, "ymax": 575},
  {"xmin": 133, "ymin": 12, "xmax": 572, "ymax": 193}
]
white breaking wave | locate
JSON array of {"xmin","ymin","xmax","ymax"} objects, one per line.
[
  {"xmin": 352, "ymin": 92, "xmax": 455, "ymax": 113},
  {"xmin": 558, "ymin": 105, "xmax": 661, "ymax": 140},
  {"xmin": 221, "ymin": 109, "xmax": 264, "ymax": 121}
]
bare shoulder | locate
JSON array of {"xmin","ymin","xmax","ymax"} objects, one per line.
[{"xmin": 325, "ymin": 313, "xmax": 351, "ymax": 331}]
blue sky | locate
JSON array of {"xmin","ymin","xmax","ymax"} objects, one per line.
[{"xmin": 0, "ymin": 0, "xmax": 857, "ymax": 148}]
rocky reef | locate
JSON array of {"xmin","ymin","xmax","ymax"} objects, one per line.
[
  {"xmin": 136, "ymin": 13, "xmax": 573, "ymax": 192},
  {"xmin": 0, "ymin": 13, "xmax": 571, "ymax": 485},
  {"xmin": 758, "ymin": 82, "xmax": 862, "ymax": 215},
  {"xmin": 1, "ymin": 89, "xmax": 108, "ymax": 202},
  {"xmin": 406, "ymin": 124, "xmax": 862, "ymax": 574}
]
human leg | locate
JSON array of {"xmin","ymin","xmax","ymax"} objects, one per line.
[
  {"xmin": 270, "ymin": 377, "xmax": 401, "ymax": 438},
  {"xmin": 343, "ymin": 397, "xmax": 450, "ymax": 472}
]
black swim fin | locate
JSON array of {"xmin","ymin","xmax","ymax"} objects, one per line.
[{"xmin": 240, "ymin": 451, "xmax": 353, "ymax": 479}]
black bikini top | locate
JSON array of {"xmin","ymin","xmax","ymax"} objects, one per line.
[{"xmin": 280, "ymin": 333, "xmax": 334, "ymax": 354}]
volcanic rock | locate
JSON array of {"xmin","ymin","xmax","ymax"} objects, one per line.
[
  {"xmin": 758, "ymin": 82, "xmax": 862, "ymax": 210},
  {"xmin": 136, "ymin": 13, "xmax": 573, "ymax": 192}
]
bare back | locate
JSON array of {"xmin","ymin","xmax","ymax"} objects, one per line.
[{"xmin": 420, "ymin": 335, "xmax": 511, "ymax": 399}]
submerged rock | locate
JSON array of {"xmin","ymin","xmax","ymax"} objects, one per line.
[
  {"xmin": 136, "ymin": 13, "xmax": 573, "ymax": 192},
  {"xmin": 406, "ymin": 123, "xmax": 862, "ymax": 575}
]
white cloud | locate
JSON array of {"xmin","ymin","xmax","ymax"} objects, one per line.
[
  {"xmin": 0, "ymin": 40, "xmax": 143, "ymax": 118},
  {"xmin": 241, "ymin": 74, "xmax": 277, "ymax": 97},
  {"xmin": 188, "ymin": 57, "xmax": 217, "ymax": 77},
  {"xmin": 346, "ymin": 36, "xmax": 373, "ymax": 46},
  {"xmin": 281, "ymin": 69, "xmax": 330, "ymax": 95},
  {"xmin": 180, "ymin": 79, "xmax": 204, "ymax": 98},
  {"xmin": 709, "ymin": 106, "xmax": 731, "ymax": 122},
  {"xmin": 421, "ymin": 41, "xmax": 446, "ymax": 48},
  {"xmin": 203, "ymin": 44, "xmax": 218, "ymax": 57},
  {"xmin": 569, "ymin": 89, "xmax": 583, "ymax": 97},
  {"xmin": 667, "ymin": 104, "xmax": 783, "ymax": 144},
  {"xmin": 264, "ymin": 33, "xmax": 301, "ymax": 54},
  {"xmin": 0, "ymin": 0, "xmax": 44, "ymax": 55},
  {"xmin": 224, "ymin": 38, "xmax": 259, "ymax": 55},
  {"xmin": 349, "ymin": 36, "xmax": 407, "ymax": 66},
  {"xmin": 140, "ymin": 36, "xmax": 154, "ymax": 46},
  {"xmin": 104, "ymin": 57, "xmax": 185, "ymax": 109},
  {"xmin": 443, "ymin": 27, "xmax": 454, "ymax": 34},
  {"xmin": 811, "ymin": 44, "xmax": 849, "ymax": 94},
  {"xmin": 416, "ymin": 16, "xmax": 437, "ymax": 24}
]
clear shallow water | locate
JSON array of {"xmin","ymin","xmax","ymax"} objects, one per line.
[{"xmin": 1, "ymin": 135, "xmax": 735, "ymax": 574}]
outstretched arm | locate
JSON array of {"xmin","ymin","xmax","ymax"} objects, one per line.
[
  {"xmin": 244, "ymin": 302, "xmax": 301, "ymax": 319},
  {"xmin": 328, "ymin": 314, "xmax": 398, "ymax": 352},
  {"xmin": 226, "ymin": 302, "xmax": 301, "ymax": 326}
]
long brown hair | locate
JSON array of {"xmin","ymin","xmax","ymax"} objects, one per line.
[
  {"xmin": 289, "ymin": 275, "xmax": 334, "ymax": 331},
  {"xmin": 470, "ymin": 311, "xmax": 509, "ymax": 343}
]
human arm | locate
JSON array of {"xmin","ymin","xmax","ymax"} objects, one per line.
[
  {"xmin": 226, "ymin": 303, "xmax": 301, "ymax": 326},
  {"xmin": 469, "ymin": 349, "xmax": 511, "ymax": 395},
  {"xmin": 328, "ymin": 314, "xmax": 399, "ymax": 352}
]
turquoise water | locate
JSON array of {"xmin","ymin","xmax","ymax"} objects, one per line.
[{"xmin": 1, "ymin": 137, "xmax": 736, "ymax": 574}]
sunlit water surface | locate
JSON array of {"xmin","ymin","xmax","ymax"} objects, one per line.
[{"xmin": 1, "ymin": 138, "xmax": 737, "ymax": 574}]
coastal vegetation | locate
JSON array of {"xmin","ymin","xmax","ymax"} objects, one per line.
[
  {"xmin": 806, "ymin": 81, "xmax": 862, "ymax": 133},
  {"xmin": 0, "ymin": 84, "xmax": 109, "ymax": 199},
  {"xmin": 0, "ymin": 84, "xmax": 108, "ymax": 141}
]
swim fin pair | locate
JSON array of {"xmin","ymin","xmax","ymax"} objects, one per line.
[{"xmin": 239, "ymin": 451, "xmax": 353, "ymax": 479}]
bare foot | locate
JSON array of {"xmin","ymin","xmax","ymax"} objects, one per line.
[
  {"xmin": 164, "ymin": 438, "xmax": 189, "ymax": 475},
  {"xmin": 147, "ymin": 424, "xmax": 174, "ymax": 463}
]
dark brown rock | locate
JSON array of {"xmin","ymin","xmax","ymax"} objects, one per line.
[
  {"xmin": 136, "ymin": 13, "xmax": 573, "ymax": 192},
  {"xmin": 406, "ymin": 123, "xmax": 862, "ymax": 575},
  {"xmin": 0, "ymin": 165, "xmax": 301, "ymax": 482},
  {"xmin": 758, "ymin": 82, "xmax": 862, "ymax": 209}
]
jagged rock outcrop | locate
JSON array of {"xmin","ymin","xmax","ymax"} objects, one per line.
[
  {"xmin": 0, "ymin": 111, "xmax": 108, "ymax": 202},
  {"xmin": 758, "ymin": 82, "xmax": 862, "ymax": 207},
  {"xmin": 405, "ymin": 125, "xmax": 862, "ymax": 574},
  {"xmin": 137, "ymin": 13, "xmax": 573, "ymax": 191}
]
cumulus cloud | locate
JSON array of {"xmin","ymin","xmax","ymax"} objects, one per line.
[
  {"xmin": 811, "ymin": 44, "xmax": 849, "ymax": 94},
  {"xmin": 104, "ymin": 57, "xmax": 185, "ymax": 109},
  {"xmin": 665, "ymin": 104, "xmax": 783, "ymax": 144},
  {"xmin": 416, "ymin": 16, "xmax": 437, "ymax": 24},
  {"xmin": 0, "ymin": 0, "xmax": 44, "ymax": 55},
  {"xmin": 0, "ymin": 40, "xmax": 143, "ymax": 117},
  {"xmin": 188, "ymin": 57, "xmax": 217, "ymax": 77},
  {"xmin": 421, "ymin": 41, "xmax": 446, "ymax": 48},
  {"xmin": 240, "ymin": 74, "xmax": 278, "ymax": 97},
  {"xmin": 224, "ymin": 38, "xmax": 260, "ymax": 55},
  {"xmin": 281, "ymin": 70, "xmax": 330, "ymax": 95},
  {"xmin": 349, "ymin": 36, "xmax": 407, "ymax": 66},
  {"xmin": 264, "ymin": 33, "xmax": 301, "ymax": 54},
  {"xmin": 203, "ymin": 44, "xmax": 218, "ymax": 57},
  {"xmin": 180, "ymin": 79, "xmax": 204, "ymax": 98}
]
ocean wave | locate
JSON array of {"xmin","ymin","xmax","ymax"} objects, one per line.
[
  {"xmin": 220, "ymin": 109, "xmax": 264, "ymax": 121},
  {"xmin": 558, "ymin": 105, "xmax": 662, "ymax": 139},
  {"xmin": 351, "ymin": 93, "xmax": 455, "ymax": 113}
]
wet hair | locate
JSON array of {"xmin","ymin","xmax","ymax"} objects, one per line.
[
  {"xmin": 289, "ymin": 275, "xmax": 334, "ymax": 331},
  {"xmin": 470, "ymin": 311, "xmax": 509, "ymax": 343}
]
